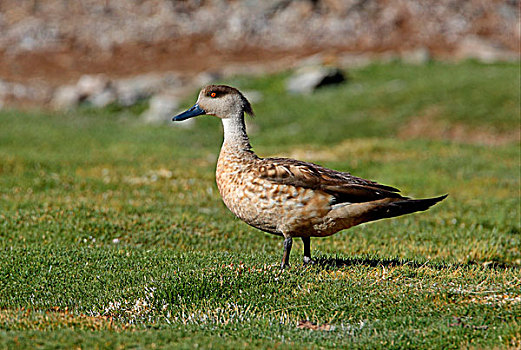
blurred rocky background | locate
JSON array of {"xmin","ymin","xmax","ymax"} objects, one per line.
[{"xmin": 0, "ymin": 0, "xmax": 518, "ymax": 118}]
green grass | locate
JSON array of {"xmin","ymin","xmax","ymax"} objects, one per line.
[{"xmin": 0, "ymin": 61, "xmax": 520, "ymax": 349}]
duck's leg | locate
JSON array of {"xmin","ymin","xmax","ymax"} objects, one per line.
[
  {"xmin": 281, "ymin": 236, "xmax": 293, "ymax": 269},
  {"xmin": 301, "ymin": 237, "xmax": 313, "ymax": 265}
]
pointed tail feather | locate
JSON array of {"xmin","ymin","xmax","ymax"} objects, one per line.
[
  {"xmin": 329, "ymin": 194, "xmax": 448, "ymax": 229},
  {"xmin": 368, "ymin": 194, "xmax": 448, "ymax": 222}
]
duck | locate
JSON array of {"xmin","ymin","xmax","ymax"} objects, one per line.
[{"xmin": 172, "ymin": 85, "xmax": 447, "ymax": 269}]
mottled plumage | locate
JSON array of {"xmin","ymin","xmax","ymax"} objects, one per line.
[{"xmin": 173, "ymin": 85, "xmax": 447, "ymax": 268}]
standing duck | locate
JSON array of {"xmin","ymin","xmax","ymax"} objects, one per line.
[{"xmin": 173, "ymin": 85, "xmax": 447, "ymax": 268}]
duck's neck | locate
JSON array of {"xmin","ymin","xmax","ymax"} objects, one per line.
[{"xmin": 221, "ymin": 114, "xmax": 252, "ymax": 152}]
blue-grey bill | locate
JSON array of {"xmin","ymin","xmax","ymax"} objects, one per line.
[{"xmin": 172, "ymin": 103, "xmax": 206, "ymax": 121}]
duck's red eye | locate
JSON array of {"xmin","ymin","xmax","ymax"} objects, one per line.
[{"xmin": 210, "ymin": 92, "xmax": 217, "ymax": 98}]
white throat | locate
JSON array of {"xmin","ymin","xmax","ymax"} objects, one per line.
[{"xmin": 221, "ymin": 115, "xmax": 251, "ymax": 150}]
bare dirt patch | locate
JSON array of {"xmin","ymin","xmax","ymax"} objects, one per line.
[{"xmin": 0, "ymin": 37, "xmax": 314, "ymax": 86}]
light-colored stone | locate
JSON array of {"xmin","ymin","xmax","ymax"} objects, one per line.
[
  {"xmin": 455, "ymin": 36, "xmax": 519, "ymax": 63},
  {"xmin": 0, "ymin": 80, "xmax": 8, "ymax": 98},
  {"xmin": 74, "ymin": 74, "xmax": 118, "ymax": 107},
  {"xmin": 115, "ymin": 72, "xmax": 181, "ymax": 106},
  {"xmin": 0, "ymin": 78, "xmax": 52, "ymax": 106},
  {"xmin": 286, "ymin": 66, "xmax": 346, "ymax": 94},
  {"xmin": 76, "ymin": 74, "xmax": 111, "ymax": 98},
  {"xmin": 401, "ymin": 48, "xmax": 431, "ymax": 65},
  {"xmin": 194, "ymin": 71, "xmax": 221, "ymax": 86},
  {"xmin": 52, "ymin": 85, "xmax": 80, "ymax": 109},
  {"xmin": 88, "ymin": 88, "xmax": 117, "ymax": 108},
  {"xmin": 142, "ymin": 92, "xmax": 182, "ymax": 125}
]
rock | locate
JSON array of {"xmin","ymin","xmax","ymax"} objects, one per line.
[
  {"xmin": 88, "ymin": 88, "xmax": 117, "ymax": 107},
  {"xmin": 401, "ymin": 48, "xmax": 431, "ymax": 65},
  {"xmin": 76, "ymin": 74, "xmax": 111, "ymax": 98},
  {"xmin": 0, "ymin": 80, "xmax": 12, "ymax": 108},
  {"xmin": 51, "ymin": 72, "xmax": 185, "ymax": 110},
  {"xmin": 0, "ymin": 78, "xmax": 52, "ymax": 106},
  {"xmin": 286, "ymin": 66, "xmax": 347, "ymax": 94},
  {"xmin": 115, "ymin": 72, "xmax": 181, "ymax": 106},
  {"xmin": 141, "ymin": 92, "xmax": 181, "ymax": 125},
  {"xmin": 194, "ymin": 71, "xmax": 222, "ymax": 86},
  {"xmin": 455, "ymin": 36, "xmax": 519, "ymax": 63},
  {"xmin": 0, "ymin": 79, "xmax": 49, "ymax": 103},
  {"xmin": 0, "ymin": 81, "xmax": 5, "ymax": 108},
  {"xmin": 0, "ymin": 80, "xmax": 8, "ymax": 97},
  {"xmin": 75, "ymin": 74, "xmax": 119, "ymax": 108},
  {"xmin": 52, "ymin": 85, "xmax": 80, "ymax": 109}
]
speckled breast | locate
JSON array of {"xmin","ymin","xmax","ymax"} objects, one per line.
[{"xmin": 216, "ymin": 148, "xmax": 334, "ymax": 237}]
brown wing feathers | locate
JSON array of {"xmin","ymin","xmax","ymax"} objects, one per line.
[{"xmin": 257, "ymin": 157, "xmax": 404, "ymax": 204}]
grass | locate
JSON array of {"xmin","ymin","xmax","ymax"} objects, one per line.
[{"xmin": 0, "ymin": 60, "xmax": 520, "ymax": 349}]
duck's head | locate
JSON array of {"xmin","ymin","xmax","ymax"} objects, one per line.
[{"xmin": 172, "ymin": 85, "xmax": 254, "ymax": 122}]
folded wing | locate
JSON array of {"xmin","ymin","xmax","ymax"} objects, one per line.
[{"xmin": 257, "ymin": 157, "xmax": 405, "ymax": 204}]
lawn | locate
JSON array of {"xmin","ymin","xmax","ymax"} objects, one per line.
[{"xmin": 0, "ymin": 61, "xmax": 520, "ymax": 349}]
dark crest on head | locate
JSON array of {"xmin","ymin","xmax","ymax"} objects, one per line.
[{"xmin": 203, "ymin": 85, "xmax": 255, "ymax": 117}]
